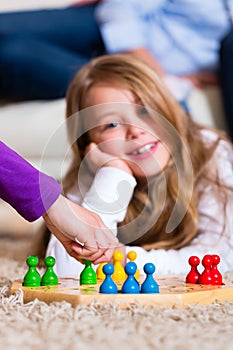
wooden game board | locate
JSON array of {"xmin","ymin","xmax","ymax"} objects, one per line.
[{"xmin": 10, "ymin": 276, "xmax": 233, "ymax": 308}]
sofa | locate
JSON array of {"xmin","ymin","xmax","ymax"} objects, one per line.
[{"xmin": 0, "ymin": 0, "xmax": 229, "ymax": 236}]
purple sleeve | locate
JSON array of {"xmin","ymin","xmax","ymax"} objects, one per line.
[{"xmin": 0, "ymin": 141, "xmax": 62, "ymax": 222}]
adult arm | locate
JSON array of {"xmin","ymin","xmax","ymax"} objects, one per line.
[
  {"xmin": 0, "ymin": 140, "xmax": 61, "ymax": 221},
  {"xmin": 0, "ymin": 141, "xmax": 119, "ymax": 263}
]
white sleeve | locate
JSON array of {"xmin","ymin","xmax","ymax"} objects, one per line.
[
  {"xmin": 127, "ymin": 138, "xmax": 233, "ymax": 277},
  {"xmin": 81, "ymin": 166, "xmax": 137, "ymax": 235}
]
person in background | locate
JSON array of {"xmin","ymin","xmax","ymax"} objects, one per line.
[
  {"xmin": 96, "ymin": 0, "xmax": 233, "ymax": 130},
  {"xmin": 44, "ymin": 54, "xmax": 233, "ymax": 277},
  {"xmin": 0, "ymin": 140, "xmax": 120, "ymax": 264},
  {"xmin": 0, "ymin": 0, "xmax": 232, "ymax": 135},
  {"xmin": 0, "ymin": 1, "xmax": 103, "ymax": 100},
  {"xmin": 219, "ymin": 0, "xmax": 233, "ymax": 140}
]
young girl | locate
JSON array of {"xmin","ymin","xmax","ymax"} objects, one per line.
[{"xmin": 46, "ymin": 54, "xmax": 233, "ymax": 277}]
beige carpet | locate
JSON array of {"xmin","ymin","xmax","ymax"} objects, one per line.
[{"xmin": 1, "ymin": 237, "xmax": 233, "ymax": 350}]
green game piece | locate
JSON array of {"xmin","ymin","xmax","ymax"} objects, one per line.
[
  {"xmin": 23, "ymin": 255, "xmax": 41, "ymax": 287},
  {"xmin": 41, "ymin": 256, "xmax": 59, "ymax": 286},
  {"xmin": 80, "ymin": 260, "xmax": 97, "ymax": 285}
]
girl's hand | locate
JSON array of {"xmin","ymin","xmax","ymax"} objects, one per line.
[{"xmin": 84, "ymin": 142, "xmax": 132, "ymax": 175}]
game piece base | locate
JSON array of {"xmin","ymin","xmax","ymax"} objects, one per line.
[{"xmin": 10, "ymin": 276, "xmax": 233, "ymax": 309}]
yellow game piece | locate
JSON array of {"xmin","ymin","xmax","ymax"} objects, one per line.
[
  {"xmin": 112, "ymin": 250, "xmax": 126, "ymax": 283},
  {"xmin": 127, "ymin": 250, "xmax": 140, "ymax": 281},
  {"xmin": 96, "ymin": 262, "xmax": 107, "ymax": 280}
]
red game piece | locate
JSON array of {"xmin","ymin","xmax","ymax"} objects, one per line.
[
  {"xmin": 199, "ymin": 254, "xmax": 213, "ymax": 285},
  {"xmin": 211, "ymin": 254, "xmax": 222, "ymax": 285},
  {"xmin": 186, "ymin": 256, "xmax": 200, "ymax": 284}
]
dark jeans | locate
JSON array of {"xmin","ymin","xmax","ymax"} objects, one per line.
[
  {"xmin": 220, "ymin": 28, "xmax": 233, "ymax": 140},
  {"xmin": 0, "ymin": 5, "xmax": 105, "ymax": 100}
]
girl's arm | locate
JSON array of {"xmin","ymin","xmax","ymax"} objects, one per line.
[
  {"xmin": 81, "ymin": 141, "xmax": 136, "ymax": 231},
  {"xmin": 82, "ymin": 166, "xmax": 137, "ymax": 232}
]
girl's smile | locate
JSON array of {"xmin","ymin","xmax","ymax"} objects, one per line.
[{"xmin": 127, "ymin": 141, "xmax": 160, "ymax": 159}]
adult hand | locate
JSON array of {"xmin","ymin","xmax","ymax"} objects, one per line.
[
  {"xmin": 181, "ymin": 72, "xmax": 219, "ymax": 88},
  {"xmin": 43, "ymin": 194, "xmax": 121, "ymax": 264}
]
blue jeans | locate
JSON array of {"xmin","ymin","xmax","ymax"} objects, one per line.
[
  {"xmin": 220, "ymin": 28, "xmax": 233, "ymax": 140},
  {"xmin": 0, "ymin": 5, "xmax": 105, "ymax": 100}
]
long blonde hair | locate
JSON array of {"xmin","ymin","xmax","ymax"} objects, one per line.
[{"xmin": 64, "ymin": 54, "xmax": 229, "ymax": 250}]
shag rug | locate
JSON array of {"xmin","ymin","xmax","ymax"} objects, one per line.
[{"xmin": 1, "ymin": 237, "xmax": 233, "ymax": 350}]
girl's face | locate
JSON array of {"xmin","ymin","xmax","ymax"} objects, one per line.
[{"xmin": 84, "ymin": 83, "xmax": 170, "ymax": 178}]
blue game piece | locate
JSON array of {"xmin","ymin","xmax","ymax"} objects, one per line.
[
  {"xmin": 121, "ymin": 262, "xmax": 140, "ymax": 294},
  {"xmin": 99, "ymin": 264, "xmax": 118, "ymax": 294},
  {"xmin": 140, "ymin": 263, "xmax": 159, "ymax": 293}
]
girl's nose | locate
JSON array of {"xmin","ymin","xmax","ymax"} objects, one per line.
[{"xmin": 126, "ymin": 125, "xmax": 145, "ymax": 139}]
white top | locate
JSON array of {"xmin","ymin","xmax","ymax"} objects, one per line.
[{"xmin": 47, "ymin": 130, "xmax": 233, "ymax": 277}]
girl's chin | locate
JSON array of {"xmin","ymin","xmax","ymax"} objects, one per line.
[{"xmin": 130, "ymin": 160, "xmax": 168, "ymax": 178}]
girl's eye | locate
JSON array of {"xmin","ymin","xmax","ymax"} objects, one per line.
[
  {"xmin": 138, "ymin": 106, "xmax": 148, "ymax": 116},
  {"xmin": 106, "ymin": 122, "xmax": 121, "ymax": 129}
]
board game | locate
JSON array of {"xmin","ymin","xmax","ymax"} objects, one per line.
[{"xmin": 10, "ymin": 276, "xmax": 233, "ymax": 309}]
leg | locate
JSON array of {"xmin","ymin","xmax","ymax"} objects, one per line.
[
  {"xmin": 0, "ymin": 6, "xmax": 104, "ymax": 55},
  {"xmin": 219, "ymin": 29, "xmax": 233, "ymax": 140},
  {"xmin": 0, "ymin": 34, "xmax": 96, "ymax": 100},
  {"xmin": 0, "ymin": 5, "xmax": 105, "ymax": 100}
]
